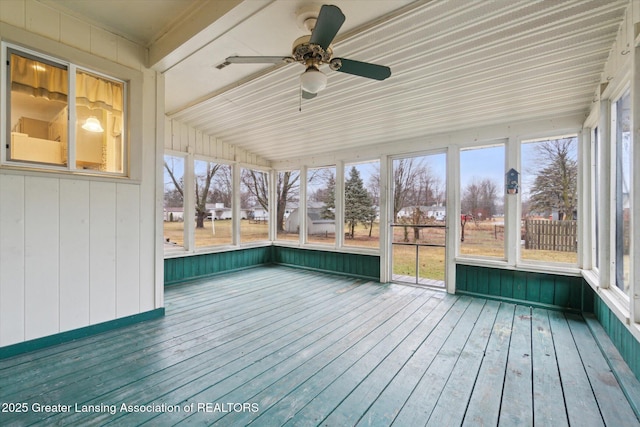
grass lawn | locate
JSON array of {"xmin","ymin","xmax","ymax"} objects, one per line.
[
  {"xmin": 459, "ymin": 220, "xmax": 577, "ymax": 263},
  {"xmin": 164, "ymin": 219, "xmax": 577, "ymax": 284}
]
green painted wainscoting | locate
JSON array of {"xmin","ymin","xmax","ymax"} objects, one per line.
[
  {"xmin": 455, "ymin": 264, "xmax": 592, "ymax": 312},
  {"xmin": 593, "ymin": 297, "xmax": 640, "ymax": 383},
  {"xmin": 272, "ymin": 246, "xmax": 380, "ymax": 281},
  {"xmin": 164, "ymin": 246, "xmax": 381, "ymax": 285},
  {"xmin": 164, "ymin": 246, "xmax": 273, "ymax": 286}
]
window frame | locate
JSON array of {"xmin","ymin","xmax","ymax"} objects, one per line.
[
  {"xmin": 457, "ymin": 141, "xmax": 507, "ymax": 262},
  {"xmin": 518, "ymin": 134, "xmax": 580, "ymax": 268},
  {"xmin": 2, "ymin": 43, "xmax": 128, "ymax": 177},
  {"xmin": 611, "ymin": 89, "xmax": 632, "ymax": 301},
  {"xmin": 239, "ymin": 165, "xmax": 271, "ymax": 244}
]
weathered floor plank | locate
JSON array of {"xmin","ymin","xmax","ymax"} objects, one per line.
[
  {"xmin": 462, "ymin": 302, "xmax": 515, "ymax": 427},
  {"xmin": 531, "ymin": 308, "xmax": 568, "ymax": 427},
  {"xmin": 0, "ymin": 266, "xmax": 637, "ymax": 427},
  {"xmin": 499, "ymin": 305, "xmax": 533, "ymax": 426}
]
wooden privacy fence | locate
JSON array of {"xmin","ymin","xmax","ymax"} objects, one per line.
[{"xmin": 524, "ymin": 219, "xmax": 577, "ymax": 252}]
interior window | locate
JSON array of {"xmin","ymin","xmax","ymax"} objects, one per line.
[
  {"xmin": 75, "ymin": 70, "xmax": 124, "ymax": 173},
  {"xmin": 6, "ymin": 47, "xmax": 126, "ymax": 176},
  {"xmin": 9, "ymin": 52, "xmax": 68, "ymax": 166}
]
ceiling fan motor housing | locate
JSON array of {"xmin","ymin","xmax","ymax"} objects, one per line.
[{"xmin": 292, "ymin": 35, "xmax": 332, "ymax": 65}]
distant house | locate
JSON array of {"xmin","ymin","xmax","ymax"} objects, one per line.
[
  {"xmin": 164, "ymin": 207, "xmax": 184, "ymax": 222},
  {"xmin": 250, "ymin": 207, "xmax": 269, "ymax": 221},
  {"xmin": 397, "ymin": 205, "xmax": 446, "ymax": 222},
  {"xmin": 208, "ymin": 203, "xmax": 232, "ymax": 220},
  {"xmin": 164, "ymin": 203, "xmax": 269, "ymax": 221},
  {"xmin": 285, "ymin": 206, "xmax": 335, "ymax": 235}
]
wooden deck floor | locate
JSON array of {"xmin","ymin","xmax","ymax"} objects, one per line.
[{"xmin": 1, "ymin": 266, "xmax": 638, "ymax": 426}]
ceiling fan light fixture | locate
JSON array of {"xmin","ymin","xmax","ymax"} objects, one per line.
[
  {"xmin": 82, "ymin": 116, "xmax": 104, "ymax": 133},
  {"xmin": 300, "ymin": 66, "xmax": 327, "ymax": 94}
]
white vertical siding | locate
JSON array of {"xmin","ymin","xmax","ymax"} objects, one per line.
[
  {"xmin": 89, "ymin": 181, "xmax": 117, "ymax": 324},
  {"xmin": 165, "ymin": 118, "xmax": 271, "ymax": 167},
  {"xmin": 0, "ymin": 175, "xmax": 25, "ymax": 346},
  {"xmin": 116, "ymin": 184, "xmax": 140, "ymax": 317},
  {"xmin": 59, "ymin": 180, "xmax": 91, "ymax": 332},
  {"xmin": 0, "ymin": 176, "xmax": 151, "ymax": 342},
  {"xmin": 24, "ymin": 176, "xmax": 59, "ymax": 340},
  {"xmin": 0, "ymin": 1, "xmax": 160, "ymax": 348}
]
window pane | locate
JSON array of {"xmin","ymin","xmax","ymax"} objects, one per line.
[
  {"xmin": 240, "ymin": 168, "xmax": 269, "ymax": 243},
  {"xmin": 459, "ymin": 145, "xmax": 505, "ymax": 258},
  {"xmin": 277, "ymin": 170, "xmax": 301, "ymax": 241},
  {"xmin": 616, "ymin": 92, "xmax": 631, "ymax": 297},
  {"xmin": 194, "ymin": 160, "xmax": 232, "ymax": 247},
  {"xmin": 307, "ymin": 166, "xmax": 336, "ymax": 245},
  {"xmin": 344, "ymin": 161, "xmax": 380, "ymax": 248},
  {"xmin": 9, "ymin": 52, "xmax": 68, "ymax": 166},
  {"xmin": 75, "ymin": 70, "xmax": 124, "ymax": 173},
  {"xmin": 594, "ymin": 127, "xmax": 600, "ymax": 270},
  {"xmin": 520, "ymin": 137, "xmax": 578, "ymax": 264},
  {"xmin": 163, "ymin": 155, "xmax": 185, "ymax": 249}
]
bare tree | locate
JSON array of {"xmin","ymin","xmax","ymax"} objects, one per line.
[
  {"xmin": 462, "ymin": 177, "xmax": 498, "ymax": 220},
  {"xmin": 194, "ymin": 162, "xmax": 221, "ymax": 228},
  {"xmin": 393, "ymin": 158, "xmax": 423, "ymax": 221},
  {"xmin": 276, "ymin": 171, "xmax": 300, "ymax": 232},
  {"xmin": 527, "ymin": 138, "xmax": 577, "ymax": 220},
  {"xmin": 241, "ymin": 169, "xmax": 269, "ymax": 219},
  {"xmin": 164, "ymin": 159, "xmax": 222, "ymax": 228}
]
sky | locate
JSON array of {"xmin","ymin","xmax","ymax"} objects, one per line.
[{"xmin": 460, "ymin": 145, "xmax": 505, "ymax": 192}]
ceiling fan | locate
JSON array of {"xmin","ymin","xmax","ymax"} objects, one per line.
[{"xmin": 224, "ymin": 4, "xmax": 391, "ymax": 99}]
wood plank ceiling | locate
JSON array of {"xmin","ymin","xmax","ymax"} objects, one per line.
[
  {"xmin": 167, "ymin": 0, "xmax": 627, "ymax": 164},
  {"xmin": 43, "ymin": 0, "xmax": 629, "ymax": 164}
]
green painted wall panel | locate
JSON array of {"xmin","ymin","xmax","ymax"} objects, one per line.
[
  {"xmin": 553, "ymin": 280, "xmax": 570, "ymax": 307},
  {"xmin": 166, "ymin": 246, "xmax": 380, "ymax": 286},
  {"xmin": 593, "ymin": 297, "xmax": 640, "ymax": 381},
  {"xmin": 513, "ymin": 270, "xmax": 528, "ymax": 301},
  {"xmin": 526, "ymin": 273, "xmax": 541, "ymax": 302},
  {"xmin": 487, "ymin": 269, "xmax": 501, "ymax": 296},
  {"xmin": 164, "ymin": 247, "xmax": 272, "ymax": 285},
  {"xmin": 455, "ymin": 264, "xmax": 585, "ymax": 311},
  {"xmin": 477, "ymin": 267, "xmax": 489, "ymax": 295},
  {"xmin": 271, "ymin": 246, "xmax": 379, "ymax": 281},
  {"xmin": 500, "ymin": 269, "xmax": 514, "ymax": 298},
  {"xmin": 539, "ymin": 276, "xmax": 555, "ymax": 305}
]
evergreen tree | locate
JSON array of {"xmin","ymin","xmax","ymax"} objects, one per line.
[
  {"xmin": 321, "ymin": 173, "xmax": 336, "ymax": 219},
  {"xmin": 345, "ymin": 166, "xmax": 375, "ymax": 239}
]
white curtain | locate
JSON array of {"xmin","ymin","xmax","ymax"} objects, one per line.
[{"xmin": 11, "ymin": 54, "xmax": 123, "ymax": 113}]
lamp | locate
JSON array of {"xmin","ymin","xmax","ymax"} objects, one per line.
[
  {"xmin": 82, "ymin": 116, "xmax": 104, "ymax": 133},
  {"xmin": 300, "ymin": 66, "xmax": 327, "ymax": 94}
]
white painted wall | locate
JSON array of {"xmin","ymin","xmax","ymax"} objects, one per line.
[{"xmin": 0, "ymin": 2, "xmax": 161, "ymax": 346}]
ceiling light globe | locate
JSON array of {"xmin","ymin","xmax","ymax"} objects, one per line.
[
  {"xmin": 82, "ymin": 116, "xmax": 104, "ymax": 133},
  {"xmin": 300, "ymin": 66, "xmax": 327, "ymax": 94}
]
